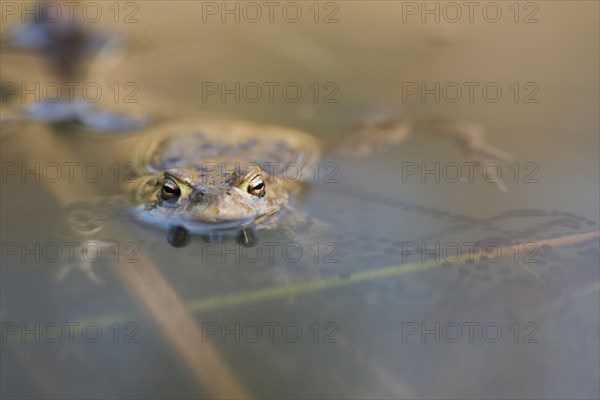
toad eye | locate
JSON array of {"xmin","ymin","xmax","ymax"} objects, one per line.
[
  {"xmin": 247, "ymin": 174, "xmax": 266, "ymax": 198},
  {"xmin": 161, "ymin": 178, "xmax": 181, "ymax": 201}
]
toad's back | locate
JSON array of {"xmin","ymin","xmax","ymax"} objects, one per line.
[{"xmin": 137, "ymin": 119, "xmax": 323, "ymax": 179}]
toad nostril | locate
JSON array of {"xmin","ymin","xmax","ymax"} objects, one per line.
[{"xmin": 191, "ymin": 189, "xmax": 206, "ymax": 202}]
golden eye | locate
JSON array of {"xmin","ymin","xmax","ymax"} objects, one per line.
[
  {"xmin": 161, "ymin": 178, "xmax": 181, "ymax": 201},
  {"xmin": 247, "ymin": 174, "xmax": 266, "ymax": 198}
]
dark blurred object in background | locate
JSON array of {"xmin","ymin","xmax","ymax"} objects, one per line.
[{"xmin": 1, "ymin": 1, "xmax": 147, "ymax": 132}]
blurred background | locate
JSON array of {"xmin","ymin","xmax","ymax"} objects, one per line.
[{"xmin": 1, "ymin": 1, "xmax": 599, "ymax": 399}]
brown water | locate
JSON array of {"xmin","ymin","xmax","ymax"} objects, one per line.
[{"xmin": 1, "ymin": 1, "xmax": 599, "ymax": 398}]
